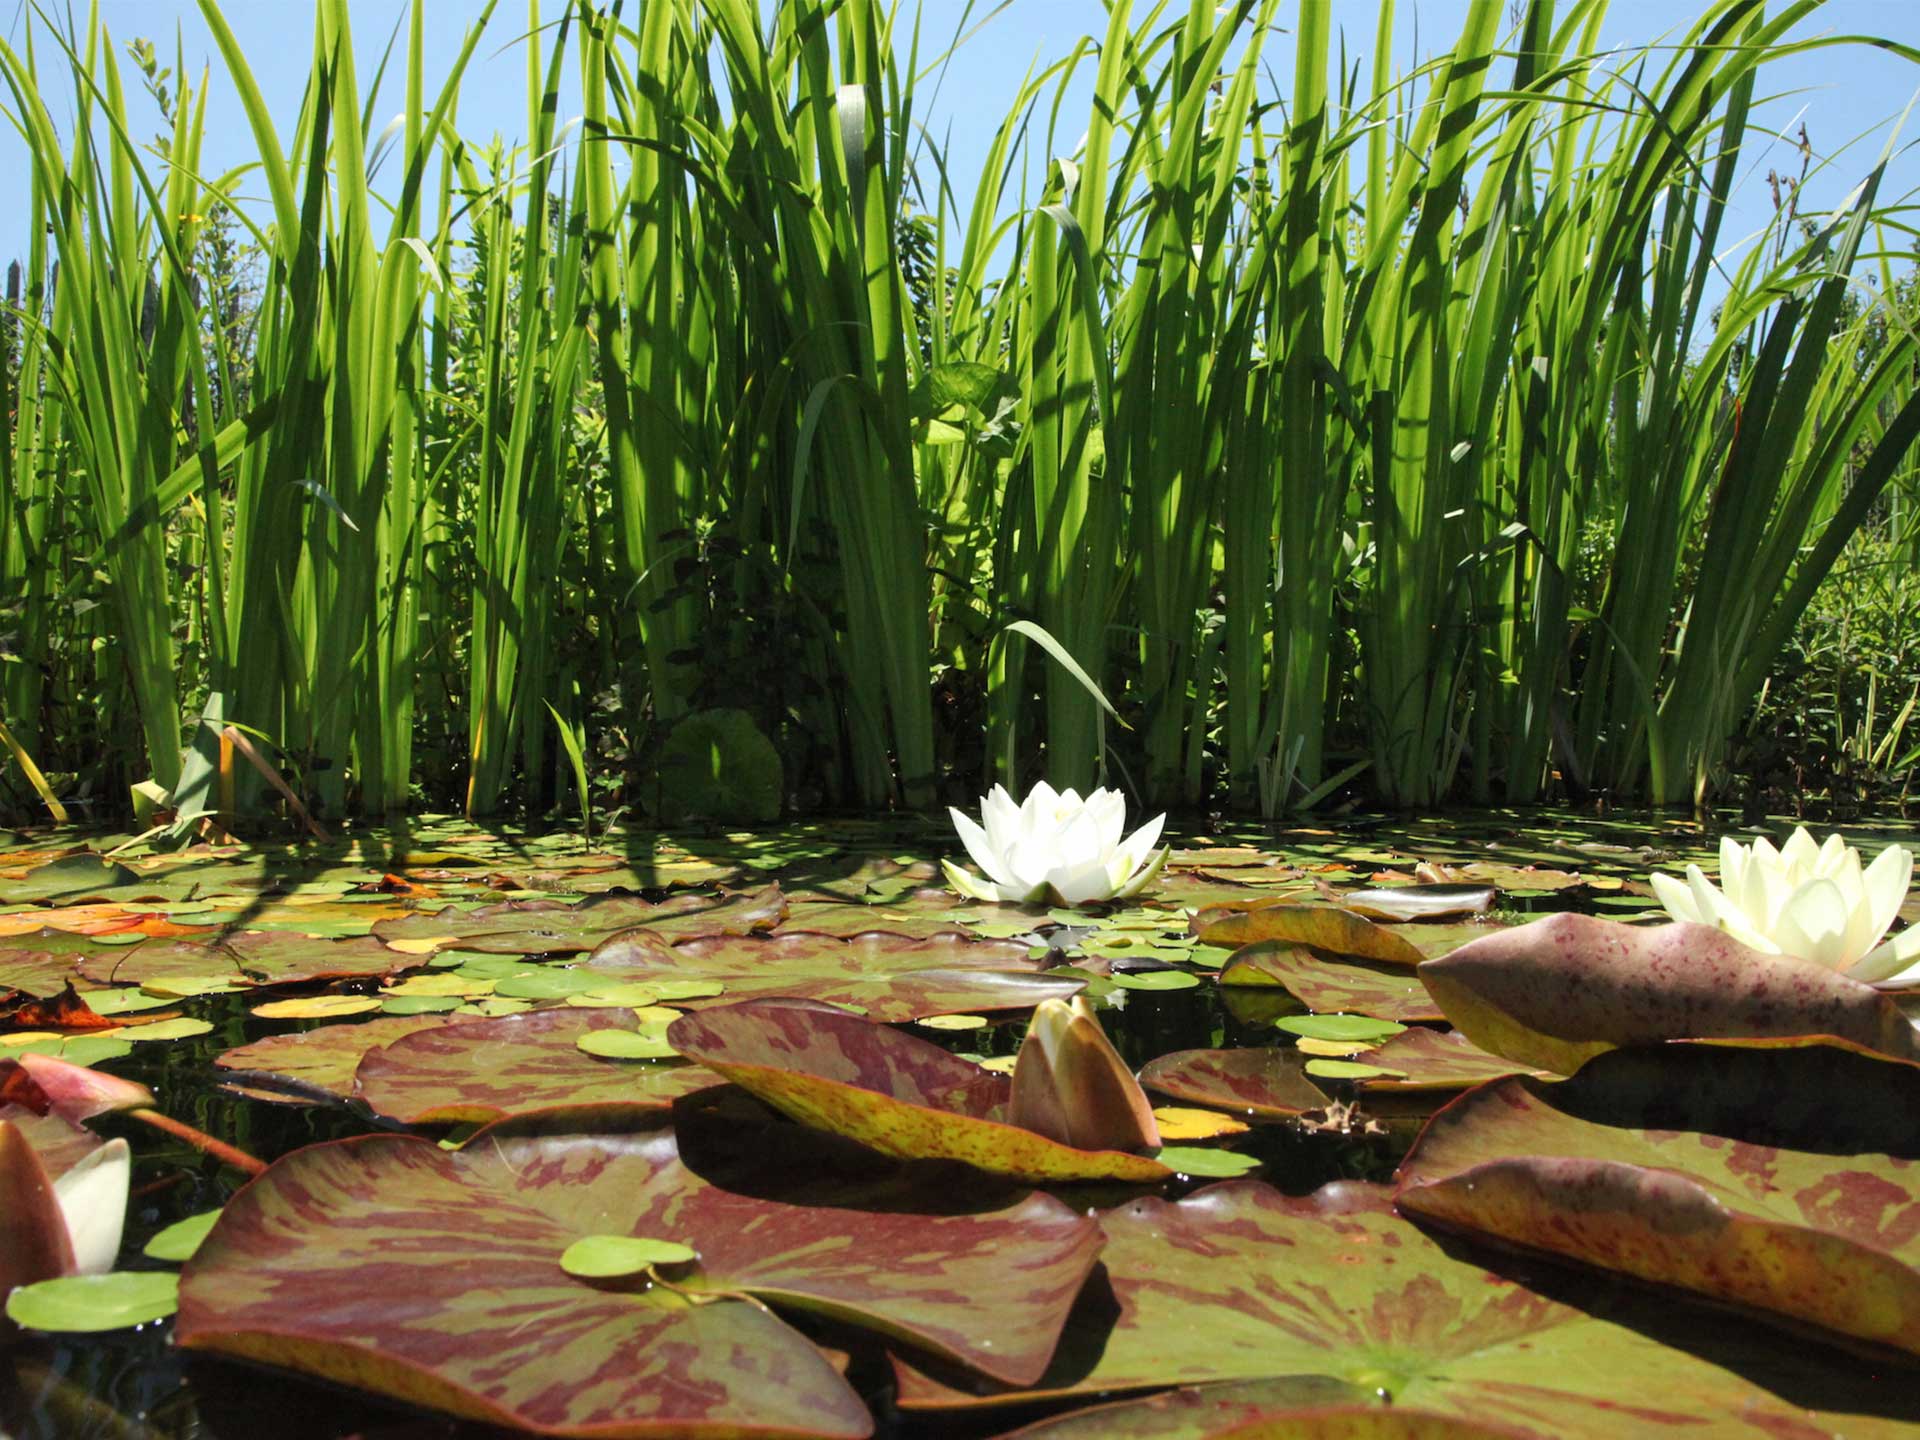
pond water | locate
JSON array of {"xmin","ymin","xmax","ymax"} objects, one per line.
[{"xmin": 2, "ymin": 807, "xmax": 1916, "ymax": 1439}]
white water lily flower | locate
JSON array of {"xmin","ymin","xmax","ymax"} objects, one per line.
[
  {"xmin": 1650, "ymin": 828, "xmax": 1919, "ymax": 986},
  {"xmin": 52, "ymin": 1138, "xmax": 131, "ymax": 1275},
  {"xmin": 945, "ymin": 782, "xmax": 1169, "ymax": 906}
]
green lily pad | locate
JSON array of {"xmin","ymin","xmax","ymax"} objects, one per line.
[
  {"xmin": 667, "ymin": 999, "xmax": 1171, "ymax": 1183},
  {"xmin": 1302, "ymin": 1058, "xmax": 1404, "ymax": 1080},
  {"xmin": 177, "ymin": 1120, "xmax": 1101, "ymax": 1433},
  {"xmin": 6, "ymin": 1272, "xmax": 179, "ymax": 1333},
  {"xmin": 119, "ymin": 1017, "xmax": 215, "ymax": 1042},
  {"xmin": 575, "ymin": 1029, "xmax": 681, "ymax": 1061},
  {"xmin": 1106, "ymin": 969, "xmax": 1202, "ymax": 992},
  {"xmin": 1153, "ymin": 1146, "xmax": 1261, "ymax": 1178},
  {"xmin": 144, "ymin": 1210, "xmax": 223, "ymax": 1262},
  {"xmin": 1273, "ymin": 1014, "xmax": 1407, "ymax": 1043},
  {"xmin": 9, "ymin": 855, "xmax": 145, "ymax": 904},
  {"xmin": 559, "ymin": 1234, "xmax": 698, "ymax": 1278}
]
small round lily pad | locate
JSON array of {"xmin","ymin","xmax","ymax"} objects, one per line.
[
  {"xmin": 251, "ymin": 995, "xmax": 382, "ymax": 1020},
  {"xmin": 1154, "ymin": 1146, "xmax": 1261, "ymax": 1178},
  {"xmin": 1108, "ymin": 970, "xmax": 1202, "ymax": 992},
  {"xmin": 575, "ymin": 1030, "xmax": 680, "ymax": 1061},
  {"xmin": 383, "ymin": 995, "xmax": 465, "ymax": 1016},
  {"xmin": 84, "ymin": 989, "xmax": 178, "ymax": 1017},
  {"xmin": 143, "ymin": 975, "xmax": 244, "ymax": 998},
  {"xmin": 144, "ymin": 1210, "xmax": 223, "ymax": 1262},
  {"xmin": 5, "ymin": 1272, "xmax": 181, "ymax": 1333},
  {"xmin": 1275, "ymin": 1014, "xmax": 1408, "ymax": 1043},
  {"xmin": 563, "ymin": 984, "xmax": 662, "ymax": 1009},
  {"xmin": 493, "ymin": 970, "xmax": 606, "ymax": 1001},
  {"xmin": 1304, "ymin": 1058, "xmax": 1406, "ymax": 1080},
  {"xmin": 647, "ymin": 979, "xmax": 726, "ymax": 1002},
  {"xmin": 559, "ymin": 1234, "xmax": 699, "ymax": 1278},
  {"xmin": 122, "ymin": 1018, "xmax": 215, "ymax": 1042}
]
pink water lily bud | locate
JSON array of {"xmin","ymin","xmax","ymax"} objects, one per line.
[
  {"xmin": 1, "ymin": 1119, "xmax": 130, "ymax": 1303},
  {"xmin": 945, "ymin": 782, "xmax": 1169, "ymax": 906},
  {"xmin": 1009, "ymin": 997, "xmax": 1161, "ymax": 1153}
]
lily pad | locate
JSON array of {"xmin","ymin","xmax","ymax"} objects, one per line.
[
  {"xmin": 1153, "ymin": 1146, "xmax": 1261, "ymax": 1178},
  {"xmin": 1273, "ymin": 1014, "xmax": 1407, "ymax": 1043},
  {"xmin": 589, "ymin": 930, "xmax": 1084, "ymax": 1022},
  {"xmin": 1419, "ymin": 914, "xmax": 1920, "ymax": 1074},
  {"xmin": 558, "ymin": 1235, "xmax": 699, "ymax": 1277},
  {"xmin": 214, "ymin": 1015, "xmax": 452, "ymax": 1106},
  {"xmin": 372, "ymin": 886, "xmax": 788, "ymax": 956},
  {"xmin": 1356, "ymin": 1027, "xmax": 1553, "ymax": 1093},
  {"xmin": 177, "ymin": 1120, "xmax": 1103, "ymax": 1434},
  {"xmin": 353, "ymin": 1009, "xmax": 719, "ymax": 1125},
  {"xmin": 144, "ymin": 1210, "xmax": 223, "ymax": 1262},
  {"xmin": 667, "ymin": 999, "xmax": 1171, "ymax": 1183},
  {"xmin": 1192, "ymin": 903, "xmax": 1424, "ymax": 966},
  {"xmin": 1137, "ymin": 1049, "xmax": 1330, "ymax": 1119},
  {"xmin": 1396, "ymin": 1042, "xmax": 1920, "ymax": 1357},
  {"xmin": 9, "ymin": 855, "xmax": 144, "ymax": 904},
  {"xmin": 893, "ymin": 1182, "xmax": 1920, "ymax": 1434},
  {"xmin": 575, "ymin": 1029, "xmax": 681, "ymax": 1061},
  {"xmin": 6, "ymin": 1272, "xmax": 179, "ymax": 1333}
]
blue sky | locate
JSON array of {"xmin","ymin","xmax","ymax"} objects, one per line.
[{"xmin": 4, "ymin": 1, "xmax": 1917, "ymax": 298}]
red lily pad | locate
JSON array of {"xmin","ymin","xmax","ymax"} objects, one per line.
[
  {"xmin": 1218, "ymin": 944, "xmax": 1444, "ymax": 1022},
  {"xmin": 176, "ymin": 1119, "xmax": 1102, "ymax": 1434},
  {"xmin": 1356, "ymin": 1028, "xmax": 1551, "ymax": 1093},
  {"xmin": 1136, "ymin": 1049, "xmax": 1330, "ymax": 1119},
  {"xmin": 1396, "ymin": 1042, "xmax": 1920, "ymax": 1357},
  {"xmin": 990, "ymin": 1378, "xmax": 1503, "ymax": 1439},
  {"xmin": 667, "ymin": 999, "xmax": 1170, "ymax": 1183},
  {"xmin": 772, "ymin": 902, "xmax": 973, "ymax": 941},
  {"xmin": 894, "ymin": 1182, "xmax": 1920, "ymax": 1435},
  {"xmin": 1418, "ymin": 914, "xmax": 1920, "ymax": 1074},
  {"xmin": 371, "ymin": 886, "xmax": 788, "ymax": 955},
  {"xmin": 352, "ymin": 1009, "xmax": 722, "ymax": 1125},
  {"xmin": 589, "ymin": 930, "xmax": 1083, "ymax": 1022},
  {"xmin": 213, "ymin": 1016, "xmax": 454, "ymax": 1106}
]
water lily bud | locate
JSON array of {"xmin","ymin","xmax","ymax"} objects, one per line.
[
  {"xmin": 945, "ymin": 782, "xmax": 1169, "ymax": 906},
  {"xmin": 1009, "ymin": 997, "xmax": 1161, "ymax": 1152},
  {"xmin": 1649, "ymin": 828, "xmax": 1918, "ymax": 986}
]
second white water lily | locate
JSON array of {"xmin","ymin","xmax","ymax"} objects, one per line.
[
  {"xmin": 945, "ymin": 783, "xmax": 1168, "ymax": 906},
  {"xmin": 1650, "ymin": 827, "xmax": 1919, "ymax": 985}
]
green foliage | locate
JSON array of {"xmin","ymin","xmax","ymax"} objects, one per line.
[{"xmin": 653, "ymin": 709, "xmax": 783, "ymax": 825}]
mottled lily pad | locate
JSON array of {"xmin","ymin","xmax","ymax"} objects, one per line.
[
  {"xmin": 667, "ymin": 999, "xmax": 1170, "ymax": 1183},
  {"xmin": 590, "ymin": 930, "xmax": 1084, "ymax": 1022},
  {"xmin": 1219, "ymin": 944, "xmax": 1444, "ymax": 1022},
  {"xmin": 353, "ymin": 1009, "xmax": 719, "ymax": 1125},
  {"xmin": 1419, "ymin": 915, "xmax": 1920, "ymax": 1074},
  {"xmin": 177, "ymin": 1120, "xmax": 1103, "ymax": 1434},
  {"xmin": 1192, "ymin": 903, "xmax": 1425, "ymax": 965},
  {"xmin": 214, "ymin": 1015, "xmax": 452, "ymax": 1106},
  {"xmin": 1357, "ymin": 1027, "xmax": 1552, "ymax": 1093},
  {"xmin": 894, "ymin": 1182, "xmax": 1920, "ymax": 1435},
  {"xmin": 1397, "ymin": 1042, "xmax": 1920, "ymax": 1357},
  {"xmin": 372, "ymin": 886, "xmax": 788, "ymax": 956},
  {"xmin": 1136, "ymin": 1049, "xmax": 1330, "ymax": 1119}
]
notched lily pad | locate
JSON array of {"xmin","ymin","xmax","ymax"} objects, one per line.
[
  {"xmin": 668, "ymin": 999, "xmax": 1170, "ymax": 1183},
  {"xmin": 1192, "ymin": 902, "xmax": 1424, "ymax": 966},
  {"xmin": 1137, "ymin": 1048, "xmax": 1330, "ymax": 1120},
  {"xmin": 177, "ymin": 1120, "xmax": 1102, "ymax": 1435}
]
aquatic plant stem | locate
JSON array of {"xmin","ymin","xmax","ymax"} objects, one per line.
[{"xmin": 128, "ymin": 1107, "xmax": 267, "ymax": 1178}]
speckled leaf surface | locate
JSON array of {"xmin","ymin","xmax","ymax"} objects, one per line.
[
  {"xmin": 372, "ymin": 886, "xmax": 788, "ymax": 955},
  {"xmin": 1218, "ymin": 944, "xmax": 1444, "ymax": 1022},
  {"xmin": 1396, "ymin": 1043, "xmax": 1920, "ymax": 1356},
  {"xmin": 590, "ymin": 930, "xmax": 1083, "ymax": 1021},
  {"xmin": 352, "ymin": 1009, "xmax": 721, "ymax": 1125},
  {"xmin": 991, "ymin": 1378, "xmax": 1518, "ymax": 1439},
  {"xmin": 893, "ymin": 1182, "xmax": 1920, "ymax": 1438},
  {"xmin": 176, "ymin": 1120, "xmax": 1102, "ymax": 1434},
  {"xmin": 1137, "ymin": 1048, "xmax": 1330, "ymax": 1119},
  {"xmin": 1192, "ymin": 903, "xmax": 1426, "ymax": 965},
  {"xmin": 667, "ymin": 999, "xmax": 1170, "ymax": 1182},
  {"xmin": 213, "ymin": 1015, "xmax": 453, "ymax": 1106},
  {"xmin": 1419, "ymin": 915, "xmax": 1920, "ymax": 1074},
  {"xmin": 1356, "ymin": 1028, "xmax": 1551, "ymax": 1093}
]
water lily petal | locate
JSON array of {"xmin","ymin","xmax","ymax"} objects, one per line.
[
  {"xmin": 1649, "ymin": 871, "xmax": 1700, "ymax": 924},
  {"xmin": 941, "ymin": 859, "xmax": 1001, "ymax": 903},
  {"xmin": 51, "ymin": 1137, "xmax": 129, "ymax": 1276},
  {"xmin": 1117, "ymin": 812, "xmax": 1168, "ymax": 876},
  {"xmin": 1861, "ymin": 845, "xmax": 1913, "ymax": 952},
  {"xmin": 950, "ymin": 808, "xmax": 1019, "ymax": 892},
  {"xmin": 1088, "ymin": 788, "xmax": 1127, "ymax": 854},
  {"xmin": 1047, "ymin": 856, "xmax": 1122, "ymax": 907},
  {"xmin": 1112, "ymin": 846, "xmax": 1171, "ymax": 901},
  {"xmin": 1770, "ymin": 879, "xmax": 1855, "ymax": 971},
  {"xmin": 1860, "ymin": 925, "xmax": 1920, "ymax": 987},
  {"xmin": 981, "ymin": 785, "xmax": 1023, "ymax": 853}
]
